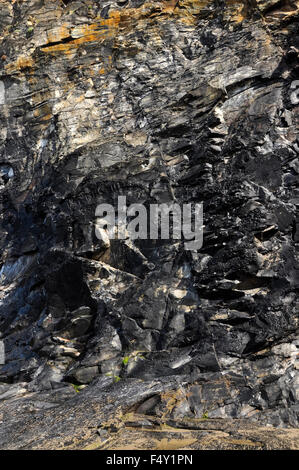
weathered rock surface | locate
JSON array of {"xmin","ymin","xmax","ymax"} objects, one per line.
[
  {"xmin": 0, "ymin": 0, "xmax": 298, "ymax": 449},
  {"xmin": 0, "ymin": 376, "xmax": 299, "ymax": 450}
]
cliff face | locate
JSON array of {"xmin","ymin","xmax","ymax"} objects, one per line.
[{"xmin": 0, "ymin": 0, "xmax": 298, "ymax": 449}]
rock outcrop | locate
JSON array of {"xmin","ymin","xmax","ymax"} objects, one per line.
[{"xmin": 0, "ymin": 0, "xmax": 298, "ymax": 449}]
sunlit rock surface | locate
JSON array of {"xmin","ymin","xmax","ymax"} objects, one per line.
[{"xmin": 0, "ymin": 0, "xmax": 298, "ymax": 449}]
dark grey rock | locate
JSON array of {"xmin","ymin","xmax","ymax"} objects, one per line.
[
  {"xmin": 70, "ymin": 366, "xmax": 99, "ymax": 384},
  {"xmin": 0, "ymin": 0, "xmax": 297, "ymax": 448},
  {"xmin": 135, "ymin": 395, "xmax": 161, "ymax": 415}
]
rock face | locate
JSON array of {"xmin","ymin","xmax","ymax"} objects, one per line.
[{"xmin": 0, "ymin": 0, "xmax": 298, "ymax": 447}]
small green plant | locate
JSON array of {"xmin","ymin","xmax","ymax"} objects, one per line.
[
  {"xmin": 202, "ymin": 411, "xmax": 209, "ymax": 419},
  {"xmin": 105, "ymin": 372, "xmax": 121, "ymax": 383},
  {"xmin": 27, "ymin": 27, "xmax": 34, "ymax": 34},
  {"xmin": 71, "ymin": 383, "xmax": 86, "ymax": 393},
  {"xmin": 122, "ymin": 351, "xmax": 146, "ymax": 368},
  {"xmin": 122, "ymin": 356, "xmax": 130, "ymax": 366},
  {"xmin": 106, "ymin": 351, "xmax": 146, "ymax": 383}
]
